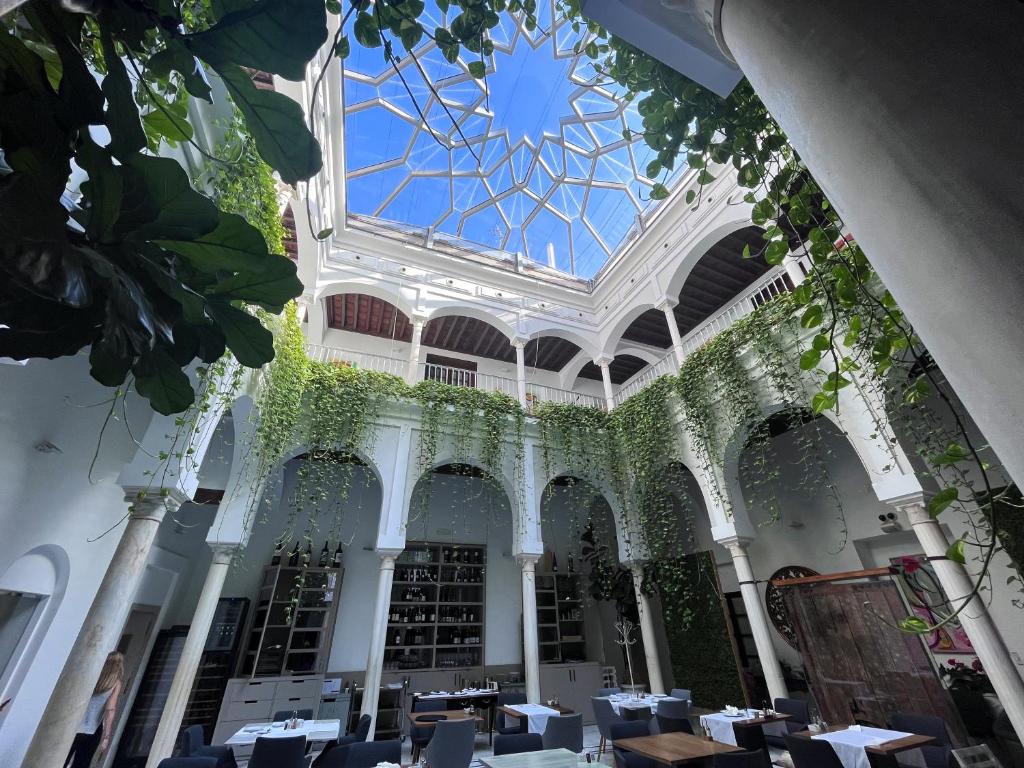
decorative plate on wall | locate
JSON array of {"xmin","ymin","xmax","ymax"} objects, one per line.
[{"xmin": 764, "ymin": 565, "xmax": 819, "ymax": 649}]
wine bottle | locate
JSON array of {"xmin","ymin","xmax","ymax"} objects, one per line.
[
  {"xmin": 303, "ymin": 541, "xmax": 312, "ymax": 566},
  {"xmin": 332, "ymin": 542, "xmax": 343, "ymax": 567},
  {"xmin": 552, "ymin": 553, "xmax": 559, "ymax": 572},
  {"xmin": 271, "ymin": 543, "xmax": 283, "ymax": 566},
  {"xmin": 567, "ymin": 554, "xmax": 575, "ymax": 573},
  {"xmin": 318, "ymin": 542, "xmax": 330, "ymax": 567},
  {"xmin": 287, "ymin": 541, "xmax": 300, "ymax": 566}
]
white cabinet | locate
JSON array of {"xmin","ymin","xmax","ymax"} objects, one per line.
[
  {"xmin": 539, "ymin": 662, "xmax": 601, "ymax": 724},
  {"xmin": 212, "ymin": 675, "xmax": 324, "ymax": 759}
]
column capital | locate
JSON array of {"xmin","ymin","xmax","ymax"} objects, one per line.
[
  {"xmin": 411, "ymin": 311, "xmax": 429, "ymax": 326},
  {"xmin": 516, "ymin": 553, "xmax": 541, "ymax": 569},
  {"xmin": 716, "ymin": 534, "xmax": 754, "ymax": 556},
  {"xmin": 208, "ymin": 543, "xmax": 237, "ymax": 564},
  {"xmin": 593, "ymin": 354, "xmax": 614, "ymax": 367},
  {"xmin": 655, "ymin": 296, "xmax": 678, "ymax": 312},
  {"xmin": 376, "ymin": 548, "xmax": 403, "ymax": 567},
  {"xmin": 122, "ymin": 488, "xmax": 188, "ymax": 515},
  {"xmin": 871, "ymin": 472, "xmax": 924, "ymax": 506},
  {"xmin": 512, "ymin": 336, "xmax": 529, "ymax": 349}
]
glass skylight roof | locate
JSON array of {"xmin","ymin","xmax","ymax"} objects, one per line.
[{"xmin": 342, "ymin": 1, "xmax": 680, "ymax": 279}]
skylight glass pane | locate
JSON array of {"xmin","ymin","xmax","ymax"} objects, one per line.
[{"xmin": 342, "ymin": 3, "xmax": 682, "ymax": 279}]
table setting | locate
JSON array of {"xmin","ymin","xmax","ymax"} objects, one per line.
[
  {"xmin": 225, "ymin": 718, "xmax": 341, "ymax": 745},
  {"xmin": 604, "ymin": 693, "xmax": 686, "ymax": 716},
  {"xmin": 698, "ymin": 707, "xmax": 788, "ymax": 745},
  {"xmin": 808, "ymin": 725, "xmax": 927, "ymax": 768}
]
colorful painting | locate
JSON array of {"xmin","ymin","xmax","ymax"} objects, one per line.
[{"xmin": 892, "ymin": 555, "xmax": 975, "ymax": 654}]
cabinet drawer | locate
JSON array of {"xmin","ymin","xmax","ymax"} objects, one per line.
[
  {"xmin": 273, "ymin": 695, "xmax": 319, "ymax": 717},
  {"xmin": 222, "ymin": 698, "xmax": 275, "ymax": 721},
  {"xmin": 227, "ymin": 679, "xmax": 278, "ymax": 702},
  {"xmin": 276, "ymin": 677, "xmax": 324, "ymax": 700}
]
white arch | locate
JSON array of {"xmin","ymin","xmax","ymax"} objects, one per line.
[
  {"xmin": 611, "ymin": 344, "xmax": 663, "ymax": 365},
  {"xmin": 663, "ymin": 217, "xmax": 760, "ymax": 299},
  {"xmin": 559, "ymin": 349, "xmax": 595, "ymax": 389},
  {"xmin": 424, "ymin": 304, "xmax": 517, "ymax": 341},
  {"xmin": 315, "ymin": 279, "xmax": 417, "ymax": 319},
  {"xmin": 523, "ymin": 325, "xmax": 598, "ymax": 361},
  {"xmin": 599, "ymin": 301, "xmax": 657, "ymax": 358}
]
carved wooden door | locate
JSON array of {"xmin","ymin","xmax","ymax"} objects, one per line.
[{"xmin": 782, "ymin": 580, "xmax": 967, "ymax": 744}]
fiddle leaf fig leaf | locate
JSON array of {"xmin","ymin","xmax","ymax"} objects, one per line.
[
  {"xmin": 206, "ymin": 302, "xmax": 275, "ymax": 366},
  {"xmin": 217, "ymin": 63, "xmax": 322, "ymax": 184},
  {"xmin": 134, "ymin": 348, "xmax": 196, "ymax": 415},
  {"xmin": 186, "ymin": 0, "xmax": 328, "ymax": 81},
  {"xmin": 100, "ymin": 33, "xmax": 146, "ymax": 159},
  {"xmin": 155, "ymin": 212, "xmax": 270, "ymax": 272},
  {"xmin": 209, "ymin": 255, "xmax": 303, "ymax": 308}
]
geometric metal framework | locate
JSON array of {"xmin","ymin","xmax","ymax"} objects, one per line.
[{"xmin": 343, "ymin": 1, "xmax": 679, "ymax": 278}]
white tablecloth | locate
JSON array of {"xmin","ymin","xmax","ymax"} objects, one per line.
[
  {"xmin": 225, "ymin": 719, "xmax": 340, "ymax": 745},
  {"xmin": 698, "ymin": 710, "xmax": 788, "ymax": 746},
  {"xmin": 507, "ymin": 704, "xmax": 561, "ymax": 734},
  {"xmin": 606, "ymin": 695, "xmax": 688, "ymax": 716},
  {"xmin": 812, "ymin": 726, "xmax": 924, "ymax": 768}
]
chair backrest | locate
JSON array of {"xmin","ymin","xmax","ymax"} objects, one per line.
[
  {"xmin": 609, "ymin": 720, "xmax": 652, "ymax": 741},
  {"xmin": 350, "ymin": 713, "xmax": 372, "ymax": 740},
  {"xmin": 953, "ymin": 745, "xmax": 1004, "ymax": 768},
  {"xmin": 249, "ymin": 735, "xmax": 307, "ymax": 768},
  {"xmin": 670, "ymin": 689, "xmax": 692, "ymax": 702},
  {"xmin": 346, "ymin": 739, "xmax": 402, "ymax": 768},
  {"xmin": 597, "ymin": 687, "xmax": 622, "ymax": 697},
  {"xmin": 497, "ymin": 691, "xmax": 527, "ymax": 707},
  {"xmin": 272, "ymin": 708, "xmax": 314, "ymax": 721},
  {"xmin": 785, "ymin": 734, "xmax": 845, "ymax": 768},
  {"xmin": 592, "ymin": 697, "xmax": 624, "ymax": 738},
  {"xmin": 542, "ymin": 713, "xmax": 584, "ymax": 753},
  {"xmin": 180, "ymin": 724, "xmax": 205, "ymax": 756},
  {"xmin": 621, "ymin": 706, "xmax": 652, "ymax": 722},
  {"xmin": 733, "ymin": 723, "xmax": 766, "ymax": 752},
  {"xmin": 889, "ymin": 712, "xmax": 951, "ymax": 745},
  {"xmin": 713, "ymin": 749, "xmax": 773, "ymax": 768},
  {"xmin": 426, "ymin": 717, "xmax": 477, "ymax": 768},
  {"xmin": 656, "ymin": 699, "xmax": 690, "ymax": 719},
  {"xmin": 655, "ymin": 715, "xmax": 693, "ymax": 735},
  {"xmin": 414, "ymin": 698, "xmax": 451, "ymax": 712},
  {"xmin": 158, "ymin": 759, "xmax": 218, "ymax": 768},
  {"xmin": 494, "ymin": 732, "xmax": 544, "ymax": 756},
  {"xmin": 773, "ymin": 698, "xmax": 809, "ymax": 726}
]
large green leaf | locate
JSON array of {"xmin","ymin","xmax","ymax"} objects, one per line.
[
  {"xmin": 217, "ymin": 64, "xmax": 322, "ymax": 184},
  {"xmin": 146, "ymin": 41, "xmax": 212, "ymax": 102},
  {"xmin": 100, "ymin": 32, "xmax": 146, "ymax": 160},
  {"xmin": 76, "ymin": 138, "xmax": 122, "ymax": 242},
  {"xmin": 155, "ymin": 212, "xmax": 270, "ymax": 272},
  {"xmin": 134, "ymin": 348, "xmax": 197, "ymax": 414},
  {"xmin": 209, "ymin": 255, "xmax": 303, "ymax": 307},
  {"xmin": 206, "ymin": 302, "xmax": 275, "ymax": 366},
  {"xmin": 186, "ymin": 0, "xmax": 327, "ymax": 81},
  {"xmin": 119, "ymin": 154, "xmax": 219, "ymax": 240}
]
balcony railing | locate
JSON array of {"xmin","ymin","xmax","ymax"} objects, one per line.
[
  {"xmin": 420, "ymin": 362, "xmax": 518, "ymax": 398},
  {"xmin": 613, "ymin": 351, "xmax": 678, "ymax": 407},
  {"xmin": 306, "ymin": 344, "xmax": 410, "ymax": 378},
  {"xmin": 526, "ymin": 383, "xmax": 605, "ymax": 411}
]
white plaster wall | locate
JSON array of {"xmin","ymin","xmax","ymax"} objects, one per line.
[{"xmin": 0, "ymin": 357, "xmax": 155, "ymax": 766}]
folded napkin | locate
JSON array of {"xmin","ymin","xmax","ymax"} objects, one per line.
[{"xmin": 848, "ymin": 725, "xmax": 862, "ymax": 732}]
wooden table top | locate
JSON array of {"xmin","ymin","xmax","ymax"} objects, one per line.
[
  {"xmin": 734, "ymin": 713, "xmax": 791, "ymax": 727},
  {"xmin": 408, "ymin": 710, "xmax": 483, "ymax": 727},
  {"xmin": 790, "ymin": 727, "xmax": 937, "ymax": 755},
  {"xmin": 614, "ymin": 732, "xmax": 742, "ymax": 765},
  {"xmin": 498, "ymin": 704, "xmax": 574, "ymax": 718}
]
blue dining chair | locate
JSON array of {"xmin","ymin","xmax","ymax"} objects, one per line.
[
  {"xmin": 496, "ymin": 692, "xmax": 528, "ymax": 735},
  {"xmin": 542, "ymin": 713, "xmax": 584, "ymax": 753},
  {"xmin": 248, "ymin": 735, "xmax": 307, "ymax": 768},
  {"xmin": 426, "ymin": 718, "xmax": 477, "ymax": 768},
  {"xmin": 344, "ymin": 739, "xmax": 402, "ymax": 768},
  {"xmin": 713, "ymin": 748, "xmax": 772, "ymax": 768},
  {"xmin": 592, "ymin": 696, "xmax": 625, "ymax": 756},
  {"xmin": 609, "ymin": 721, "xmax": 654, "ymax": 768},
  {"xmin": 493, "ymin": 732, "xmax": 543, "ymax": 755},
  {"xmin": 785, "ymin": 734, "xmax": 844, "ymax": 768},
  {"xmin": 411, "ymin": 698, "xmax": 449, "ymax": 762},
  {"xmin": 179, "ymin": 725, "xmax": 237, "ymax": 768},
  {"xmin": 158, "ymin": 759, "xmax": 218, "ymax": 768}
]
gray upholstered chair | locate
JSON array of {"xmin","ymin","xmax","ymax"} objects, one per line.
[
  {"xmin": 542, "ymin": 713, "xmax": 584, "ymax": 753},
  {"xmin": 344, "ymin": 740, "xmax": 402, "ymax": 768},
  {"xmin": 597, "ymin": 687, "xmax": 622, "ymax": 697},
  {"xmin": 669, "ymin": 689, "xmax": 691, "ymax": 703},
  {"xmin": 655, "ymin": 698, "xmax": 690, "ymax": 720},
  {"xmin": 426, "ymin": 717, "xmax": 477, "ymax": 768},
  {"xmin": 493, "ymin": 733, "xmax": 543, "ymax": 755},
  {"xmin": 610, "ymin": 721, "xmax": 654, "ymax": 768},
  {"xmin": 592, "ymin": 696, "xmax": 625, "ymax": 757}
]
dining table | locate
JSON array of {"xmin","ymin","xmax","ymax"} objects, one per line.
[
  {"xmin": 223, "ymin": 718, "xmax": 341, "ymax": 746},
  {"xmin": 601, "ymin": 694, "xmax": 688, "ymax": 717},
  {"xmin": 613, "ymin": 730, "xmax": 743, "ymax": 765},
  {"xmin": 481, "ymin": 747, "xmax": 583, "ymax": 768},
  {"xmin": 698, "ymin": 709, "xmax": 789, "ymax": 745},
  {"xmin": 791, "ymin": 724, "xmax": 933, "ymax": 768},
  {"xmin": 408, "ymin": 709, "xmax": 483, "ymax": 728},
  {"xmin": 497, "ymin": 703, "xmax": 574, "ymax": 734}
]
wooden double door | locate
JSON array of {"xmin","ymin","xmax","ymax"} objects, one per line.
[{"xmin": 783, "ymin": 579, "xmax": 967, "ymax": 744}]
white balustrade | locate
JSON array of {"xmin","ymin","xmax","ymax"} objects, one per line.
[
  {"xmin": 525, "ymin": 384, "xmax": 606, "ymax": 411},
  {"xmin": 306, "ymin": 344, "xmax": 409, "ymax": 378}
]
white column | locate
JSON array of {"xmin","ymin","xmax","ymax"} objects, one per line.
[
  {"xmin": 713, "ymin": 0, "xmax": 1024, "ymax": 490},
  {"xmin": 24, "ymin": 494, "xmax": 182, "ymax": 768},
  {"xmin": 514, "ymin": 338, "xmax": 528, "ymax": 407},
  {"xmin": 630, "ymin": 565, "xmax": 666, "ymax": 695},
  {"xmin": 145, "ymin": 545, "xmax": 234, "ymax": 767},
  {"xmin": 362, "ymin": 551, "xmax": 399, "ymax": 737},
  {"xmin": 720, "ymin": 536, "xmax": 788, "ymax": 703},
  {"xmin": 656, "ymin": 299, "xmax": 685, "ymax": 368},
  {"xmin": 519, "ymin": 554, "xmax": 542, "ymax": 703},
  {"xmin": 781, "ymin": 254, "xmax": 808, "ymax": 288},
  {"xmin": 899, "ymin": 501, "xmax": 1024, "ymax": 740},
  {"xmin": 406, "ymin": 318, "xmax": 425, "ymax": 385},
  {"xmin": 595, "ymin": 356, "xmax": 615, "ymax": 411}
]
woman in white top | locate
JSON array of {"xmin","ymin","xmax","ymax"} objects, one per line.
[{"xmin": 65, "ymin": 651, "xmax": 124, "ymax": 768}]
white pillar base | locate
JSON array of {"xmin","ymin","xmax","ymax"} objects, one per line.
[
  {"xmin": 145, "ymin": 545, "xmax": 234, "ymax": 768},
  {"xmin": 519, "ymin": 555, "xmax": 542, "ymax": 703},
  {"xmin": 721, "ymin": 537, "xmax": 788, "ymax": 704},
  {"xmin": 901, "ymin": 502, "xmax": 1024, "ymax": 741},
  {"xmin": 363, "ymin": 552, "xmax": 399, "ymax": 737},
  {"xmin": 631, "ymin": 565, "xmax": 666, "ymax": 695},
  {"xmin": 24, "ymin": 495, "xmax": 180, "ymax": 768}
]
